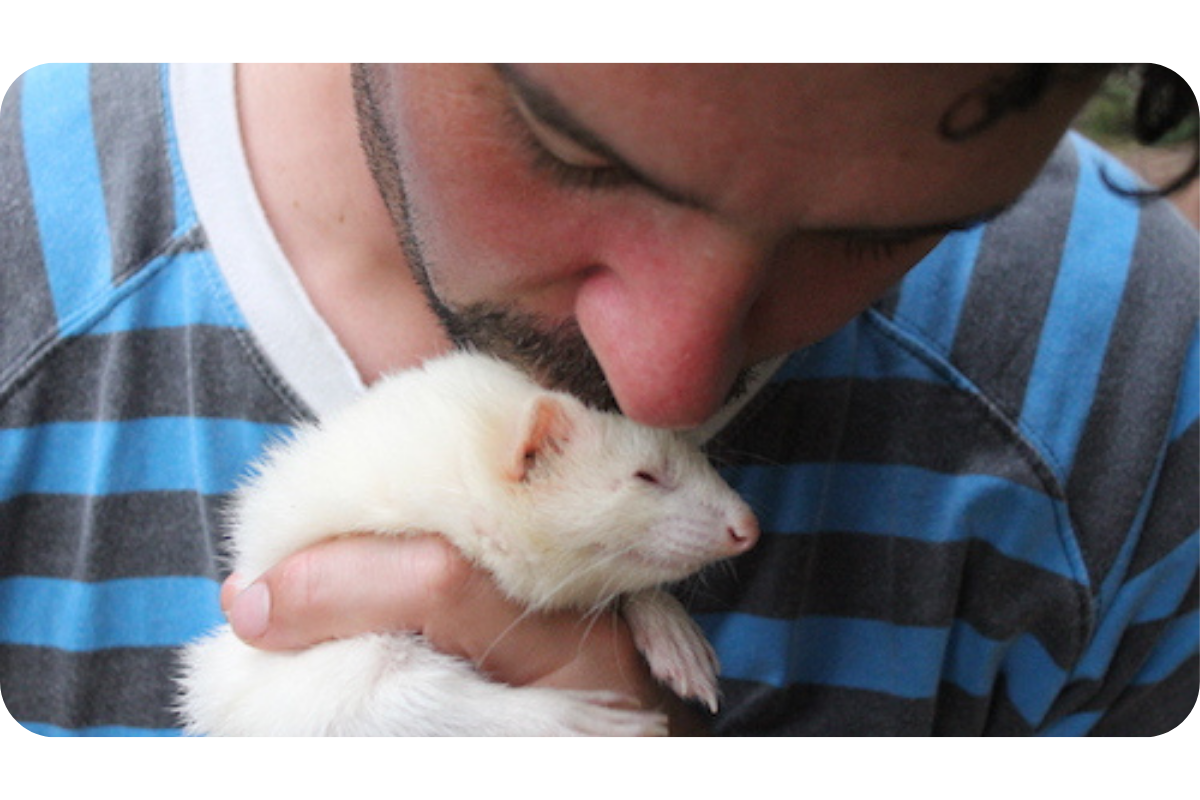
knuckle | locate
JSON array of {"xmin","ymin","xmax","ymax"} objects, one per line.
[
  {"xmin": 270, "ymin": 546, "xmax": 331, "ymax": 621},
  {"xmin": 414, "ymin": 536, "xmax": 476, "ymax": 601},
  {"xmin": 251, "ymin": 534, "xmax": 480, "ymax": 650}
]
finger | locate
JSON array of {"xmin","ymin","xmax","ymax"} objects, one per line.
[
  {"xmin": 221, "ymin": 531, "xmax": 706, "ymax": 732},
  {"xmin": 423, "ymin": 588, "xmax": 658, "ymax": 706},
  {"xmin": 226, "ymin": 533, "xmax": 645, "ymax": 692},
  {"xmin": 225, "ymin": 533, "xmax": 477, "ymax": 651},
  {"xmin": 219, "ymin": 571, "xmax": 245, "ymax": 616}
]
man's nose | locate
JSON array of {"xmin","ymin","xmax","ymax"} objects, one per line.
[{"xmin": 573, "ymin": 223, "xmax": 770, "ymax": 429}]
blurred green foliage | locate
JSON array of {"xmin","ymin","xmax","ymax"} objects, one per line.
[{"xmin": 1074, "ymin": 67, "xmax": 1199, "ymax": 147}]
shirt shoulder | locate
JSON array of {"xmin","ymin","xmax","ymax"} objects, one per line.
[
  {"xmin": 1, "ymin": 63, "xmax": 202, "ymax": 382},
  {"xmin": 0, "ymin": 64, "xmax": 307, "ymax": 735},
  {"xmin": 694, "ymin": 134, "xmax": 1198, "ymax": 734},
  {"xmin": 885, "ymin": 132, "xmax": 1197, "ymax": 592}
]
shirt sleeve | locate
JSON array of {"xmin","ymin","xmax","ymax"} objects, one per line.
[{"xmin": 1045, "ymin": 331, "xmax": 1198, "ymax": 735}]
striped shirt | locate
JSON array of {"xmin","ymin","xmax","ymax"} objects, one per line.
[{"xmin": 1, "ymin": 63, "xmax": 1196, "ymax": 736}]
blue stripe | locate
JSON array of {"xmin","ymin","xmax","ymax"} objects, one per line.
[
  {"xmin": 890, "ymin": 224, "xmax": 987, "ymax": 357},
  {"xmin": 700, "ymin": 614, "xmax": 1060, "ymax": 724},
  {"xmin": 1126, "ymin": 533, "xmax": 1196, "ymax": 627},
  {"xmin": 1130, "ymin": 611, "xmax": 1200, "ymax": 686},
  {"xmin": 20, "ymin": 64, "xmax": 114, "ymax": 327},
  {"xmin": 19, "ymin": 722, "xmax": 182, "ymax": 737},
  {"xmin": 724, "ymin": 462, "xmax": 1080, "ymax": 581},
  {"xmin": 1171, "ymin": 327, "xmax": 1199, "ymax": 441},
  {"xmin": 1020, "ymin": 137, "xmax": 1141, "ymax": 473},
  {"xmin": 1039, "ymin": 710, "xmax": 1104, "ymax": 736},
  {"xmin": 0, "ymin": 418, "xmax": 293, "ymax": 501},
  {"xmin": 699, "ymin": 612, "xmax": 1065, "ymax": 724},
  {"xmin": 87, "ymin": 250, "xmax": 247, "ymax": 334},
  {"xmin": 773, "ymin": 314, "xmax": 954, "ymax": 385},
  {"xmin": 1077, "ymin": 533, "xmax": 1199, "ymax": 682},
  {"xmin": 949, "ymin": 619, "xmax": 1077, "ymax": 727},
  {"xmin": 0, "ymin": 576, "xmax": 222, "ymax": 650},
  {"xmin": 703, "ymin": 613, "xmax": 937, "ymax": 694}
]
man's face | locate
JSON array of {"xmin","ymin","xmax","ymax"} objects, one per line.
[{"xmin": 353, "ymin": 64, "xmax": 1097, "ymax": 429}]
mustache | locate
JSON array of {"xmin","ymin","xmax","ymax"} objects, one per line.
[
  {"xmin": 436, "ymin": 301, "xmax": 621, "ymax": 414},
  {"xmin": 352, "ymin": 64, "xmax": 754, "ymax": 420},
  {"xmin": 436, "ymin": 300, "xmax": 758, "ymax": 420}
]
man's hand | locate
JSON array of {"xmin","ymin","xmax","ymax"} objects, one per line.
[{"xmin": 220, "ymin": 533, "xmax": 709, "ymax": 735}]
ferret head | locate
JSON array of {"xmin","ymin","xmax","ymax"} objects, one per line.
[{"xmin": 469, "ymin": 390, "xmax": 759, "ymax": 611}]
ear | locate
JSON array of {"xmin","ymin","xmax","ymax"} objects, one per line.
[{"xmin": 505, "ymin": 394, "xmax": 576, "ymax": 482}]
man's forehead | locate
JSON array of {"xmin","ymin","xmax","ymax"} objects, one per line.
[
  {"xmin": 511, "ymin": 64, "xmax": 1050, "ymax": 230},
  {"xmin": 519, "ymin": 64, "xmax": 1013, "ymax": 131}
]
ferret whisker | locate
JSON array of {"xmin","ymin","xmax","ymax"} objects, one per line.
[
  {"xmin": 574, "ymin": 603, "xmax": 617, "ymax": 654},
  {"xmin": 181, "ymin": 351, "xmax": 757, "ymax": 735},
  {"xmin": 477, "ymin": 604, "xmax": 540, "ymax": 670},
  {"xmin": 591, "ymin": 544, "xmax": 642, "ymax": 607},
  {"xmin": 539, "ymin": 561, "xmax": 597, "ymax": 609}
]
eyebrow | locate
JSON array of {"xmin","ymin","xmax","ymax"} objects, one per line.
[
  {"xmin": 493, "ymin": 64, "xmax": 712, "ymax": 210},
  {"xmin": 492, "ymin": 64, "xmax": 1018, "ymax": 240},
  {"xmin": 822, "ymin": 201, "xmax": 1017, "ymax": 241}
]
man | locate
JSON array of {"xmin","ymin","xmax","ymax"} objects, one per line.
[{"xmin": 0, "ymin": 63, "xmax": 1195, "ymax": 735}]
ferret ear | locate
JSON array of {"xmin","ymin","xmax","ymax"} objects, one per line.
[{"xmin": 506, "ymin": 394, "xmax": 576, "ymax": 482}]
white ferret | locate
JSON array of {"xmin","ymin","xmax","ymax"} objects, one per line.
[{"xmin": 177, "ymin": 351, "xmax": 758, "ymax": 736}]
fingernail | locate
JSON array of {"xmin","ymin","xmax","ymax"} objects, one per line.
[
  {"xmin": 220, "ymin": 572, "xmax": 246, "ymax": 614},
  {"xmin": 230, "ymin": 581, "xmax": 271, "ymax": 641}
]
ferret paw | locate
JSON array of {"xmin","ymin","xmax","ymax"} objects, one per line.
[{"xmin": 622, "ymin": 590, "xmax": 720, "ymax": 713}]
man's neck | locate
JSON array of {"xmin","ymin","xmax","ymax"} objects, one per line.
[{"xmin": 236, "ymin": 63, "xmax": 448, "ymax": 384}]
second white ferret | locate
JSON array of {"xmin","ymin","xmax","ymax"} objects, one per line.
[{"xmin": 177, "ymin": 351, "xmax": 759, "ymax": 736}]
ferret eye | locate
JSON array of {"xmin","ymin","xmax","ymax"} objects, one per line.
[{"xmin": 634, "ymin": 470, "xmax": 661, "ymax": 486}]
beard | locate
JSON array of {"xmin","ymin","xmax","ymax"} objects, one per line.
[{"xmin": 350, "ymin": 64, "xmax": 753, "ymax": 416}]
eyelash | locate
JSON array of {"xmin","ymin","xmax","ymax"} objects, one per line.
[
  {"xmin": 506, "ymin": 105, "xmax": 632, "ymax": 191},
  {"xmin": 837, "ymin": 217, "xmax": 986, "ymax": 263},
  {"xmin": 532, "ymin": 143, "xmax": 627, "ymax": 189},
  {"xmin": 504, "ymin": 99, "xmax": 990, "ymax": 260},
  {"xmin": 518, "ymin": 126, "xmax": 920, "ymax": 262},
  {"xmin": 839, "ymin": 237, "xmax": 910, "ymax": 262}
]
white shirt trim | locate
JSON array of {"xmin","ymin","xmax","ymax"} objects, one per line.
[
  {"xmin": 169, "ymin": 62, "xmax": 365, "ymax": 419},
  {"xmin": 168, "ymin": 62, "xmax": 782, "ymax": 436}
]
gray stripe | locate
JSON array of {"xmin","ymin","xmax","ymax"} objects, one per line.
[
  {"xmin": 708, "ymin": 376, "xmax": 1061, "ymax": 495},
  {"xmin": 0, "ymin": 491, "xmax": 229, "ymax": 581},
  {"xmin": 1086, "ymin": 652, "xmax": 1198, "ymax": 736},
  {"xmin": 678, "ymin": 529, "xmax": 1086, "ymax": 669},
  {"xmin": 713, "ymin": 678, "xmax": 1036, "ymax": 735},
  {"xmin": 871, "ymin": 284, "xmax": 901, "ymax": 320},
  {"xmin": 0, "ymin": 74, "xmax": 59, "ymax": 382},
  {"xmin": 1056, "ymin": 594, "xmax": 1198, "ymax": 737},
  {"xmin": 1065, "ymin": 198, "xmax": 1199, "ymax": 588},
  {"xmin": 949, "ymin": 138, "xmax": 1079, "ymax": 420},
  {"xmin": 0, "ymin": 644, "xmax": 184, "ymax": 731},
  {"xmin": 89, "ymin": 64, "xmax": 176, "ymax": 284},
  {"xmin": 1130, "ymin": 420, "xmax": 1199, "ymax": 579},
  {"xmin": 0, "ymin": 325, "xmax": 310, "ymax": 427}
]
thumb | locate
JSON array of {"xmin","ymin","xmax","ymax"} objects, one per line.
[
  {"xmin": 219, "ymin": 531, "xmax": 689, "ymax": 723},
  {"xmin": 222, "ymin": 533, "xmax": 477, "ymax": 651}
]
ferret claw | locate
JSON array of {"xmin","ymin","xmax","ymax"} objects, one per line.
[{"xmin": 623, "ymin": 590, "xmax": 721, "ymax": 713}]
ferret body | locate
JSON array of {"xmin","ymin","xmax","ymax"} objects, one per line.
[{"xmin": 177, "ymin": 352, "xmax": 758, "ymax": 736}]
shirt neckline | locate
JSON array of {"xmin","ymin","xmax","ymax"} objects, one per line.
[{"xmin": 169, "ymin": 62, "xmax": 365, "ymax": 420}]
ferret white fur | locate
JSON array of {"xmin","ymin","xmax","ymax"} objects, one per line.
[{"xmin": 177, "ymin": 352, "xmax": 758, "ymax": 736}]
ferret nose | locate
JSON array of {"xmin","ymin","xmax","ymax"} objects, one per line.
[{"xmin": 725, "ymin": 510, "xmax": 760, "ymax": 553}]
